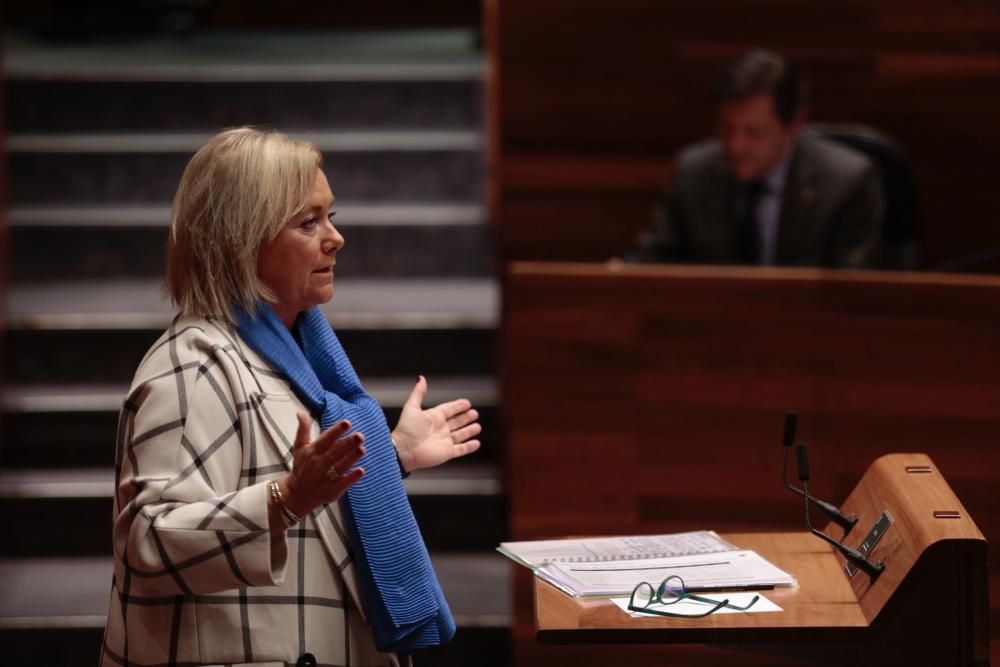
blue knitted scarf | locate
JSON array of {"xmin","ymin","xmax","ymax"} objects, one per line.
[{"xmin": 235, "ymin": 303, "xmax": 455, "ymax": 653}]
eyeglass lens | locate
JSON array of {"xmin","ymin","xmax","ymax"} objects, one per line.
[
  {"xmin": 631, "ymin": 581, "xmax": 655, "ymax": 608},
  {"xmin": 657, "ymin": 576, "xmax": 686, "ymax": 603}
]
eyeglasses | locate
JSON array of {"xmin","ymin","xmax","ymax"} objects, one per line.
[{"xmin": 628, "ymin": 575, "xmax": 760, "ymax": 618}]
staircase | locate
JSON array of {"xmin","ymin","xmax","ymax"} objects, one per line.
[{"xmin": 1, "ymin": 29, "xmax": 510, "ymax": 666}]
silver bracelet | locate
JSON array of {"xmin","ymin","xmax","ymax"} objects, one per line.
[
  {"xmin": 268, "ymin": 480, "xmax": 302, "ymax": 528},
  {"xmin": 392, "ymin": 438, "xmax": 411, "ymax": 479}
]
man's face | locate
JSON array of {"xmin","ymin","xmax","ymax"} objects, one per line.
[{"xmin": 718, "ymin": 93, "xmax": 800, "ymax": 182}]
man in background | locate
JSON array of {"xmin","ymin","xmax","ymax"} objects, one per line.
[{"xmin": 627, "ymin": 49, "xmax": 884, "ymax": 267}]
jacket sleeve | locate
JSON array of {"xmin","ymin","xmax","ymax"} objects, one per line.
[
  {"xmin": 112, "ymin": 332, "xmax": 288, "ymax": 596},
  {"xmin": 623, "ymin": 160, "xmax": 691, "ymax": 264}
]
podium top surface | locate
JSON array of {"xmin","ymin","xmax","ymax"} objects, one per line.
[{"xmin": 535, "ymin": 531, "xmax": 871, "ymax": 644}]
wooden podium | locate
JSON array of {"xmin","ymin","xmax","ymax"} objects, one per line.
[
  {"xmin": 533, "ymin": 453, "xmax": 989, "ymax": 665},
  {"xmin": 503, "ymin": 262, "xmax": 1000, "ymax": 665}
]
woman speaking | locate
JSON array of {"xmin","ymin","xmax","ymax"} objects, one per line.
[{"xmin": 101, "ymin": 127, "xmax": 481, "ymax": 666}]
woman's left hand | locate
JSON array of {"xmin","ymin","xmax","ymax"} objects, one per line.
[{"xmin": 392, "ymin": 375, "xmax": 482, "ymax": 472}]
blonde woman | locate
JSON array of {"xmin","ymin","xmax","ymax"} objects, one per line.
[{"xmin": 102, "ymin": 127, "xmax": 481, "ymax": 667}]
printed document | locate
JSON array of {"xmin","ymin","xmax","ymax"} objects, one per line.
[
  {"xmin": 611, "ymin": 592, "xmax": 784, "ymax": 617},
  {"xmin": 535, "ymin": 549, "xmax": 797, "ymax": 597},
  {"xmin": 497, "ymin": 530, "xmax": 738, "ymax": 569}
]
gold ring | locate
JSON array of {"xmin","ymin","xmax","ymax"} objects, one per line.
[{"xmin": 326, "ymin": 465, "xmax": 341, "ymax": 481}]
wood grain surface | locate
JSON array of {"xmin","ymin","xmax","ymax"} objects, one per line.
[
  {"xmin": 532, "ymin": 456, "xmax": 988, "ymax": 664},
  {"xmin": 503, "ymin": 262, "xmax": 998, "ymax": 665}
]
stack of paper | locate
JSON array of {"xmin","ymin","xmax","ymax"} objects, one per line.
[
  {"xmin": 535, "ymin": 549, "xmax": 796, "ymax": 598},
  {"xmin": 497, "ymin": 530, "xmax": 797, "ymax": 598},
  {"xmin": 498, "ymin": 530, "xmax": 739, "ymax": 568}
]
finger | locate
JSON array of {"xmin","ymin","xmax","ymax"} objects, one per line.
[
  {"xmin": 451, "ymin": 423, "xmax": 482, "ymax": 443},
  {"xmin": 329, "ymin": 441, "xmax": 366, "ymax": 476},
  {"xmin": 403, "ymin": 375, "xmax": 428, "ymax": 412},
  {"xmin": 294, "ymin": 412, "xmax": 312, "ymax": 451},
  {"xmin": 319, "ymin": 466, "xmax": 366, "ymax": 505},
  {"xmin": 331, "ymin": 466, "xmax": 365, "ymax": 492},
  {"xmin": 437, "ymin": 398, "xmax": 473, "ymax": 420},
  {"xmin": 447, "ymin": 408, "xmax": 479, "ymax": 431},
  {"xmin": 450, "ymin": 440, "xmax": 480, "ymax": 460},
  {"xmin": 320, "ymin": 430, "xmax": 365, "ymax": 467},
  {"xmin": 312, "ymin": 419, "xmax": 353, "ymax": 450}
]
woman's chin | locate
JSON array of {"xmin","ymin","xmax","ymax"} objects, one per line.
[{"xmin": 315, "ymin": 284, "xmax": 335, "ymax": 306}]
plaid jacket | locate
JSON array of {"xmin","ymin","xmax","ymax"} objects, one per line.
[{"xmin": 101, "ymin": 316, "xmax": 401, "ymax": 667}]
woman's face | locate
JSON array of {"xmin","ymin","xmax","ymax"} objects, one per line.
[{"xmin": 257, "ymin": 169, "xmax": 344, "ymax": 327}]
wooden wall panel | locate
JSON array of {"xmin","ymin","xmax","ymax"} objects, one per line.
[
  {"xmin": 0, "ymin": 41, "xmax": 7, "ymax": 458},
  {"xmin": 502, "ymin": 262, "xmax": 1000, "ymax": 664},
  {"xmin": 488, "ymin": 0, "xmax": 1000, "ymax": 269}
]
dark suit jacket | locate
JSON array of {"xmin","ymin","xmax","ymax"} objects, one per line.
[{"xmin": 627, "ymin": 132, "xmax": 885, "ymax": 268}]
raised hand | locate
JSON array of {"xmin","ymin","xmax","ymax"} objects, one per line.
[
  {"xmin": 281, "ymin": 412, "xmax": 365, "ymax": 518},
  {"xmin": 392, "ymin": 375, "xmax": 482, "ymax": 472}
]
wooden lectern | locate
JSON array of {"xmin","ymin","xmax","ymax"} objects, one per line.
[
  {"xmin": 504, "ymin": 263, "xmax": 1000, "ymax": 664},
  {"xmin": 534, "ymin": 453, "xmax": 989, "ymax": 666}
]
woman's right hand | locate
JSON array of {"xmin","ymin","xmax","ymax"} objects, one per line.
[{"xmin": 279, "ymin": 412, "xmax": 366, "ymax": 518}]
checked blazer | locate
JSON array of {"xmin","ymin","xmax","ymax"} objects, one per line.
[{"xmin": 101, "ymin": 316, "xmax": 403, "ymax": 667}]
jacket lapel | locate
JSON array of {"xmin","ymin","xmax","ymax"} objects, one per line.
[{"xmin": 239, "ymin": 343, "xmax": 369, "ymax": 617}]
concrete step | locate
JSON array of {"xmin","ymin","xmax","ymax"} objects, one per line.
[
  {"xmin": 6, "ymin": 277, "xmax": 498, "ymax": 328},
  {"xmin": 8, "ymin": 134, "xmax": 484, "ymax": 204},
  {"xmin": 8, "ymin": 203, "xmax": 493, "ymax": 281},
  {"xmin": 6, "ymin": 80, "xmax": 482, "ymax": 133},
  {"xmin": 3, "ymin": 30, "xmax": 483, "ymax": 79},
  {"xmin": 0, "ymin": 553, "xmax": 511, "ymax": 629},
  {"xmin": 5, "ymin": 277, "xmax": 498, "ymax": 383},
  {"xmin": 0, "ymin": 625, "xmax": 511, "ymax": 667},
  {"xmin": 5, "ymin": 326, "xmax": 496, "ymax": 384},
  {"xmin": 0, "ymin": 552, "xmax": 511, "ymax": 666},
  {"xmin": 8, "ymin": 202, "xmax": 486, "ymax": 227},
  {"xmin": 0, "ymin": 463, "xmax": 506, "ymax": 556},
  {"xmin": 1, "ymin": 380, "xmax": 503, "ymax": 469}
]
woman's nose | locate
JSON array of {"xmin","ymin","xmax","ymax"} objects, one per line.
[{"xmin": 323, "ymin": 220, "xmax": 345, "ymax": 252}]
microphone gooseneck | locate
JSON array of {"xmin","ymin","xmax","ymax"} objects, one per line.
[
  {"xmin": 781, "ymin": 411, "xmax": 858, "ymax": 534},
  {"xmin": 796, "ymin": 444, "xmax": 884, "ymax": 580}
]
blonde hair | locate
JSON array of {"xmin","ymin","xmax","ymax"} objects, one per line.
[{"xmin": 165, "ymin": 127, "xmax": 322, "ymax": 323}]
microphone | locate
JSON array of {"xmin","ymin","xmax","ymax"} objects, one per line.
[
  {"xmin": 796, "ymin": 443, "xmax": 884, "ymax": 580},
  {"xmin": 781, "ymin": 410, "xmax": 858, "ymax": 534},
  {"xmin": 783, "ymin": 410, "xmax": 797, "ymax": 448}
]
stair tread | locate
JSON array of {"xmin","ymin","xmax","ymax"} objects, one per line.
[
  {"xmin": 2, "ymin": 376, "xmax": 497, "ymax": 413},
  {"xmin": 7, "ymin": 129, "xmax": 482, "ymax": 153},
  {"xmin": 0, "ymin": 461, "xmax": 501, "ymax": 498},
  {"xmin": 8, "ymin": 203, "xmax": 486, "ymax": 228},
  {"xmin": 5, "ymin": 30, "xmax": 483, "ymax": 81},
  {"xmin": 7, "ymin": 278, "xmax": 498, "ymax": 330},
  {"xmin": 0, "ymin": 552, "xmax": 512, "ymax": 628}
]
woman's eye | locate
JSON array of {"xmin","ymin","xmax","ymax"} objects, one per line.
[
  {"xmin": 327, "ymin": 210, "xmax": 337, "ymax": 222},
  {"xmin": 301, "ymin": 216, "xmax": 318, "ymax": 230}
]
